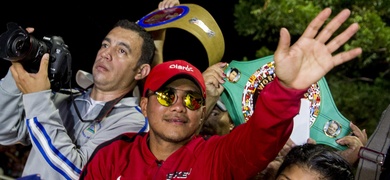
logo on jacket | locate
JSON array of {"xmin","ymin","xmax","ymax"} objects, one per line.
[
  {"xmin": 82, "ymin": 122, "xmax": 101, "ymax": 138},
  {"xmin": 166, "ymin": 170, "xmax": 191, "ymax": 179}
]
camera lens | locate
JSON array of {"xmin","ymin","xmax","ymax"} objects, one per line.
[
  {"xmin": 9, "ymin": 34, "xmax": 30, "ymax": 61},
  {"xmin": 0, "ymin": 22, "xmax": 49, "ymax": 73},
  {"xmin": 0, "ymin": 22, "xmax": 72, "ymax": 91}
]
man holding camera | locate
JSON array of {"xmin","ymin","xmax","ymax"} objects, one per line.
[
  {"xmin": 0, "ymin": 0, "xmax": 192, "ymax": 173},
  {"xmin": 0, "ymin": 18, "xmax": 156, "ymax": 179}
]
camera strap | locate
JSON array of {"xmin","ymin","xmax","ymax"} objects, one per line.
[
  {"xmin": 72, "ymin": 89, "xmax": 133, "ymax": 123},
  {"xmin": 95, "ymin": 90, "xmax": 133, "ymax": 122},
  {"xmin": 355, "ymin": 104, "xmax": 390, "ymax": 180}
]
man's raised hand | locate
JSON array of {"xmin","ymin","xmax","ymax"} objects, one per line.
[{"xmin": 274, "ymin": 8, "xmax": 362, "ymax": 90}]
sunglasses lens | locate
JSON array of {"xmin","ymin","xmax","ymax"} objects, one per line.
[
  {"xmin": 154, "ymin": 88, "xmax": 204, "ymax": 110},
  {"xmin": 156, "ymin": 89, "xmax": 176, "ymax": 107},
  {"xmin": 184, "ymin": 93, "xmax": 204, "ymax": 110}
]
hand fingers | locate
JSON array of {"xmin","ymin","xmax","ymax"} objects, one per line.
[
  {"xmin": 274, "ymin": 28, "xmax": 291, "ymax": 62},
  {"xmin": 158, "ymin": 0, "xmax": 179, "ymax": 10},
  {"xmin": 10, "ymin": 62, "xmax": 29, "ymax": 92},
  {"xmin": 204, "ymin": 73, "xmax": 225, "ymax": 96},
  {"xmin": 205, "ymin": 76, "xmax": 222, "ymax": 89},
  {"xmin": 203, "ymin": 62, "xmax": 227, "ymax": 84},
  {"xmin": 315, "ymin": 9, "xmax": 351, "ymax": 44},
  {"xmin": 332, "ymin": 47, "xmax": 362, "ymax": 67},
  {"xmin": 326, "ymin": 23, "xmax": 359, "ymax": 53},
  {"xmin": 350, "ymin": 122, "xmax": 368, "ymax": 145},
  {"xmin": 350, "ymin": 122, "xmax": 362, "ymax": 136},
  {"xmin": 361, "ymin": 129, "xmax": 367, "ymax": 146},
  {"xmin": 203, "ymin": 63, "xmax": 227, "ymax": 97},
  {"xmin": 337, "ymin": 136, "xmax": 363, "ymax": 149},
  {"xmin": 38, "ymin": 54, "xmax": 50, "ymax": 78},
  {"xmin": 286, "ymin": 138, "xmax": 295, "ymax": 147},
  {"xmin": 337, "ymin": 136, "xmax": 362, "ymax": 165},
  {"xmin": 300, "ymin": 8, "xmax": 332, "ymax": 40},
  {"xmin": 206, "ymin": 62, "xmax": 228, "ymax": 71},
  {"xmin": 307, "ymin": 138, "xmax": 317, "ymax": 144},
  {"xmin": 279, "ymin": 139, "xmax": 295, "ymax": 157},
  {"xmin": 10, "ymin": 62, "xmax": 27, "ymax": 79},
  {"xmin": 158, "ymin": 2, "xmax": 165, "ymax": 10},
  {"xmin": 9, "ymin": 63, "xmax": 20, "ymax": 80},
  {"xmin": 26, "ymin": 27, "xmax": 35, "ymax": 33},
  {"xmin": 216, "ymin": 62, "xmax": 228, "ymax": 70},
  {"xmin": 279, "ymin": 146, "xmax": 291, "ymax": 157}
]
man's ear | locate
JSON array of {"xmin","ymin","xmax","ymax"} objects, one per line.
[
  {"xmin": 140, "ymin": 97, "xmax": 149, "ymax": 117},
  {"xmin": 135, "ymin": 64, "xmax": 151, "ymax": 80},
  {"xmin": 200, "ymin": 106, "xmax": 207, "ymax": 124}
]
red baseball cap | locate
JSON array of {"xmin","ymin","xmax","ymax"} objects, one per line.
[{"xmin": 143, "ymin": 60, "xmax": 206, "ymax": 98}]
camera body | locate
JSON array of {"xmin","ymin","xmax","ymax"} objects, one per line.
[{"xmin": 0, "ymin": 22, "xmax": 72, "ymax": 91}]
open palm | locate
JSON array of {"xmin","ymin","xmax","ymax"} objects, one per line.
[{"xmin": 274, "ymin": 8, "xmax": 362, "ymax": 90}]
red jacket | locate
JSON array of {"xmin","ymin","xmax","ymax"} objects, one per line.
[{"xmin": 80, "ymin": 78, "xmax": 306, "ymax": 180}]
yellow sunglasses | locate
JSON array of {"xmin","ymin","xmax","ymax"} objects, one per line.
[{"xmin": 152, "ymin": 87, "xmax": 204, "ymax": 110}]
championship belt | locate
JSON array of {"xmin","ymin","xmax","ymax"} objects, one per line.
[
  {"xmin": 221, "ymin": 55, "xmax": 351, "ymax": 150},
  {"xmin": 137, "ymin": 4, "xmax": 225, "ymax": 67}
]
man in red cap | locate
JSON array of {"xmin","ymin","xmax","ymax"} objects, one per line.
[{"xmin": 80, "ymin": 7, "xmax": 362, "ymax": 179}]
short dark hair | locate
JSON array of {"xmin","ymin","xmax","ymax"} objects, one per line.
[
  {"xmin": 276, "ymin": 143, "xmax": 354, "ymax": 180},
  {"xmin": 113, "ymin": 19, "xmax": 155, "ymax": 68},
  {"xmin": 231, "ymin": 68, "xmax": 239, "ymax": 74}
]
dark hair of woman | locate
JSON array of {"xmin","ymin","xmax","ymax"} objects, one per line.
[{"xmin": 276, "ymin": 143, "xmax": 354, "ymax": 180}]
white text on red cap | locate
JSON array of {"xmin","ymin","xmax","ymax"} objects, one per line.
[{"xmin": 169, "ymin": 64, "xmax": 194, "ymax": 72}]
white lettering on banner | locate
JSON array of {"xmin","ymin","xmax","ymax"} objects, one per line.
[{"xmin": 169, "ymin": 64, "xmax": 194, "ymax": 72}]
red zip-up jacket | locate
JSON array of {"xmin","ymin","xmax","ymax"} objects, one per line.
[{"xmin": 80, "ymin": 78, "xmax": 306, "ymax": 180}]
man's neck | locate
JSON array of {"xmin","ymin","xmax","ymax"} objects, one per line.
[
  {"xmin": 148, "ymin": 134, "xmax": 191, "ymax": 161},
  {"xmin": 90, "ymin": 86, "xmax": 133, "ymax": 102}
]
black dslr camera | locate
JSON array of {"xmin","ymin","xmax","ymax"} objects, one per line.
[{"xmin": 0, "ymin": 22, "xmax": 72, "ymax": 91}]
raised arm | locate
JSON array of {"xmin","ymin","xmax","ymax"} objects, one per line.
[
  {"xmin": 221, "ymin": 8, "xmax": 362, "ymax": 178},
  {"xmin": 202, "ymin": 62, "xmax": 227, "ymax": 117},
  {"xmin": 274, "ymin": 8, "xmax": 362, "ymax": 90}
]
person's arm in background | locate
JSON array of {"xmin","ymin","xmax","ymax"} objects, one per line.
[
  {"xmin": 0, "ymin": 27, "xmax": 42, "ymax": 145},
  {"xmin": 248, "ymin": 7, "xmax": 363, "ymax": 174},
  {"xmin": 151, "ymin": 0, "xmax": 181, "ymax": 67},
  {"xmin": 202, "ymin": 8, "xmax": 362, "ymax": 179},
  {"xmin": 202, "ymin": 62, "xmax": 227, "ymax": 117},
  {"xmin": 304, "ymin": 123, "xmax": 367, "ymax": 166},
  {"xmin": 336, "ymin": 122, "xmax": 367, "ymax": 166},
  {"xmin": 150, "ymin": 30, "xmax": 166, "ymax": 67},
  {"xmin": 195, "ymin": 62, "xmax": 227, "ymax": 135},
  {"xmin": 0, "ymin": 69, "xmax": 30, "ymax": 145},
  {"xmin": 255, "ymin": 139, "xmax": 295, "ymax": 180}
]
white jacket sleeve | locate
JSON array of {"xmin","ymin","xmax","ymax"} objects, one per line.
[{"xmin": 0, "ymin": 70, "xmax": 30, "ymax": 145}]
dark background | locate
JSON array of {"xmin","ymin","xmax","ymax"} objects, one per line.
[{"xmin": 0, "ymin": 1, "xmax": 260, "ymax": 82}]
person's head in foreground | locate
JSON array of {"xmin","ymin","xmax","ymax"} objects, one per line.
[
  {"xmin": 92, "ymin": 19, "xmax": 156, "ymax": 94},
  {"xmin": 199, "ymin": 99, "xmax": 234, "ymax": 136},
  {"xmin": 276, "ymin": 143, "xmax": 354, "ymax": 180},
  {"xmin": 141, "ymin": 60, "xmax": 206, "ymax": 146}
]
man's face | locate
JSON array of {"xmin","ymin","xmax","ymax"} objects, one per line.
[
  {"xmin": 200, "ymin": 105, "xmax": 232, "ymax": 136},
  {"xmin": 228, "ymin": 71, "xmax": 238, "ymax": 82},
  {"xmin": 92, "ymin": 27, "xmax": 144, "ymax": 91},
  {"xmin": 141, "ymin": 78, "xmax": 206, "ymax": 143},
  {"xmin": 327, "ymin": 122, "xmax": 338, "ymax": 135}
]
